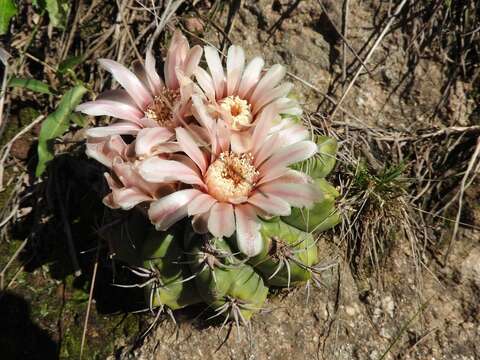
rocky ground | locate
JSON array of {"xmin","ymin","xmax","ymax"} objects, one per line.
[{"xmin": 1, "ymin": 1, "xmax": 479, "ymax": 359}]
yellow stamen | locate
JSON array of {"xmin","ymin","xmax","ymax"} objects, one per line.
[
  {"xmin": 205, "ymin": 151, "xmax": 258, "ymax": 202},
  {"xmin": 144, "ymin": 88, "xmax": 180, "ymax": 127},
  {"xmin": 219, "ymin": 95, "xmax": 252, "ymax": 131}
]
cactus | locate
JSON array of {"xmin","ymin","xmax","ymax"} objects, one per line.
[
  {"xmin": 141, "ymin": 228, "xmax": 201, "ymax": 310},
  {"xmin": 292, "ymin": 136, "xmax": 337, "ymax": 178},
  {"xmin": 282, "ymin": 178, "xmax": 341, "ymax": 233},
  {"xmin": 185, "ymin": 233, "xmax": 268, "ymax": 323},
  {"xmin": 248, "ymin": 220, "xmax": 318, "ymax": 287}
]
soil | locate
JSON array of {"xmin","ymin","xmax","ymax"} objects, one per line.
[{"xmin": 1, "ymin": 1, "xmax": 479, "ymax": 359}]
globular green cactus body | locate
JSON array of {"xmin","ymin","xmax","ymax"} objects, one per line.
[
  {"xmin": 187, "ymin": 237, "xmax": 235, "ymax": 304},
  {"xmin": 208, "ymin": 263, "xmax": 268, "ymax": 322},
  {"xmin": 282, "ymin": 178, "xmax": 341, "ymax": 233},
  {"xmin": 186, "ymin": 234, "xmax": 268, "ymax": 321},
  {"xmin": 142, "ymin": 229, "xmax": 201, "ymax": 310},
  {"xmin": 249, "ymin": 220, "xmax": 318, "ymax": 287},
  {"xmin": 292, "ymin": 136, "xmax": 337, "ymax": 179}
]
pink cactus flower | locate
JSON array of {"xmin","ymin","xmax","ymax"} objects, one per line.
[
  {"xmin": 189, "ymin": 44, "xmax": 302, "ymax": 153},
  {"xmin": 87, "ymin": 134, "xmax": 177, "ymax": 210},
  {"xmin": 137, "ymin": 107, "xmax": 320, "ymax": 256},
  {"xmin": 76, "ymin": 30, "xmax": 202, "ymax": 145}
]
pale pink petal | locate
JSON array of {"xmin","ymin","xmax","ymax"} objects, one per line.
[
  {"xmin": 258, "ymin": 182, "xmax": 322, "ymax": 208},
  {"xmin": 187, "ymin": 193, "xmax": 217, "ymax": 215},
  {"xmin": 182, "ymin": 45, "xmax": 203, "ymax": 77},
  {"xmin": 251, "ymin": 104, "xmax": 279, "ymax": 154},
  {"xmin": 86, "ymin": 142, "xmax": 112, "ymax": 168},
  {"xmin": 138, "ymin": 157, "xmax": 203, "ymax": 185},
  {"xmin": 76, "ymin": 100, "xmax": 144, "ymax": 123},
  {"xmin": 208, "ymin": 203, "xmax": 236, "ymax": 238},
  {"xmin": 274, "ymin": 169, "xmax": 311, "ymax": 184},
  {"xmin": 204, "ymin": 46, "xmax": 225, "ymax": 99},
  {"xmin": 247, "ymin": 192, "xmax": 291, "ymax": 216},
  {"xmin": 192, "ymin": 95, "xmax": 215, "ymax": 133},
  {"xmin": 112, "ymin": 187, "xmax": 153, "ymax": 210},
  {"xmin": 96, "ymin": 89, "xmax": 138, "ymax": 107},
  {"xmin": 176, "ymin": 127, "xmax": 207, "ymax": 174},
  {"xmin": 234, "ymin": 204, "xmax": 262, "ymax": 257},
  {"xmin": 249, "ymin": 64, "xmax": 286, "ymax": 105},
  {"xmin": 85, "ymin": 135, "xmax": 126, "ymax": 168},
  {"xmin": 276, "ymin": 123, "xmax": 310, "ymax": 146},
  {"xmin": 148, "ymin": 189, "xmax": 201, "ymax": 230},
  {"xmin": 273, "ymin": 97, "xmax": 302, "ymax": 116},
  {"xmin": 253, "ymin": 133, "xmax": 281, "ymax": 167},
  {"xmin": 230, "ymin": 131, "xmax": 253, "ymax": 154},
  {"xmin": 98, "ymin": 58, "xmax": 153, "ymax": 109},
  {"xmin": 86, "ymin": 121, "xmax": 141, "ymax": 137},
  {"xmin": 135, "ymin": 127, "xmax": 174, "ymax": 157},
  {"xmin": 164, "ymin": 30, "xmax": 189, "ymax": 89},
  {"xmin": 252, "ymin": 82, "xmax": 293, "ymax": 115},
  {"xmin": 259, "ymin": 140, "xmax": 317, "ymax": 175},
  {"xmin": 226, "ymin": 45, "xmax": 245, "ymax": 96},
  {"xmin": 237, "ymin": 57, "xmax": 264, "ymax": 99},
  {"xmin": 194, "ymin": 67, "xmax": 216, "ymax": 101},
  {"xmin": 145, "ymin": 49, "xmax": 164, "ymax": 94}
]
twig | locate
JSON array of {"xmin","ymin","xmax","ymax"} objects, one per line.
[
  {"xmin": 443, "ymin": 138, "xmax": 480, "ymax": 264},
  {"xmin": 318, "ymin": 0, "xmax": 371, "ymax": 76},
  {"xmin": 0, "ymin": 238, "xmax": 28, "ymax": 290},
  {"xmin": 0, "ymin": 47, "xmax": 10, "ymax": 129},
  {"xmin": 80, "ymin": 245, "xmax": 100, "ymax": 360},
  {"xmin": 330, "ymin": 0, "xmax": 408, "ymax": 119}
]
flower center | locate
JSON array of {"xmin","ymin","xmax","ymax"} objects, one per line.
[
  {"xmin": 219, "ymin": 96, "xmax": 252, "ymax": 131},
  {"xmin": 144, "ymin": 88, "xmax": 180, "ymax": 127},
  {"xmin": 205, "ymin": 151, "xmax": 258, "ymax": 202}
]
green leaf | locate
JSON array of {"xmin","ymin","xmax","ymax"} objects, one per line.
[
  {"xmin": 9, "ymin": 77, "xmax": 53, "ymax": 95},
  {"xmin": 45, "ymin": 0, "xmax": 70, "ymax": 28},
  {"xmin": 68, "ymin": 113, "xmax": 87, "ymax": 127},
  {"xmin": 36, "ymin": 85, "xmax": 87, "ymax": 176},
  {"xmin": 0, "ymin": 0, "xmax": 17, "ymax": 35},
  {"xmin": 58, "ymin": 55, "xmax": 84, "ymax": 75}
]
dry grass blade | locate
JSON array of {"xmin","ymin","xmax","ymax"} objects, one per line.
[
  {"xmin": 0, "ymin": 47, "xmax": 11, "ymax": 130},
  {"xmin": 80, "ymin": 246, "xmax": 100, "ymax": 360}
]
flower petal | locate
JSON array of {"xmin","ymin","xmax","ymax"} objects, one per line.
[
  {"xmin": 250, "ymin": 64, "xmax": 286, "ymax": 105},
  {"xmin": 145, "ymin": 49, "xmax": 164, "ymax": 94},
  {"xmin": 76, "ymin": 100, "xmax": 144, "ymax": 123},
  {"xmin": 208, "ymin": 203, "xmax": 236, "ymax": 238},
  {"xmin": 230, "ymin": 131, "xmax": 253, "ymax": 154},
  {"xmin": 226, "ymin": 45, "xmax": 245, "ymax": 96},
  {"xmin": 194, "ymin": 67, "xmax": 216, "ymax": 102},
  {"xmin": 251, "ymin": 103, "xmax": 279, "ymax": 154},
  {"xmin": 238, "ymin": 57, "xmax": 264, "ymax": 99},
  {"xmin": 165, "ymin": 30, "xmax": 189, "ymax": 89},
  {"xmin": 234, "ymin": 204, "xmax": 262, "ymax": 257},
  {"xmin": 138, "ymin": 157, "xmax": 203, "ymax": 185},
  {"xmin": 259, "ymin": 140, "xmax": 317, "ymax": 175},
  {"xmin": 112, "ymin": 187, "xmax": 153, "ymax": 210},
  {"xmin": 204, "ymin": 46, "xmax": 225, "ymax": 99},
  {"xmin": 247, "ymin": 192, "xmax": 291, "ymax": 216},
  {"xmin": 252, "ymin": 82, "xmax": 293, "ymax": 115},
  {"xmin": 182, "ymin": 45, "xmax": 203, "ymax": 77},
  {"xmin": 187, "ymin": 193, "xmax": 217, "ymax": 215},
  {"xmin": 135, "ymin": 127, "xmax": 174, "ymax": 157},
  {"xmin": 86, "ymin": 121, "xmax": 141, "ymax": 137},
  {"xmin": 148, "ymin": 189, "xmax": 200, "ymax": 230},
  {"xmin": 258, "ymin": 182, "xmax": 322, "ymax": 208},
  {"xmin": 98, "ymin": 58, "xmax": 153, "ymax": 109},
  {"xmin": 192, "ymin": 211, "xmax": 210, "ymax": 234},
  {"xmin": 176, "ymin": 127, "xmax": 207, "ymax": 174}
]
